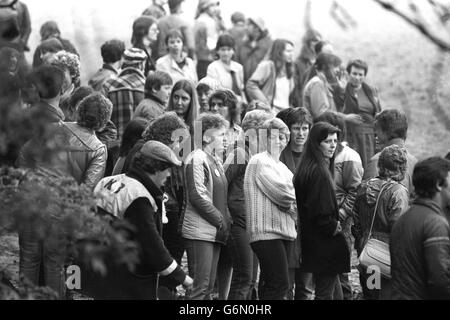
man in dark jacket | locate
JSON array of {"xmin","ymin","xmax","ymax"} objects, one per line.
[
  {"xmin": 17, "ymin": 64, "xmax": 72, "ymax": 168},
  {"xmin": 363, "ymin": 109, "xmax": 417, "ymax": 195},
  {"xmin": 235, "ymin": 17, "xmax": 272, "ymax": 83},
  {"xmin": 390, "ymin": 157, "xmax": 450, "ymax": 300},
  {"xmin": 89, "ymin": 39, "xmax": 125, "ymax": 92},
  {"xmin": 92, "ymin": 140, "xmax": 193, "ymax": 299},
  {"xmin": 121, "ymin": 112, "xmax": 190, "ymax": 299}
]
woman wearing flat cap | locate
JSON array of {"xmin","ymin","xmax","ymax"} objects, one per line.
[{"xmin": 88, "ymin": 140, "xmax": 193, "ymax": 300}]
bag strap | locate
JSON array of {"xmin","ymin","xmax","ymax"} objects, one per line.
[{"xmin": 367, "ymin": 181, "xmax": 392, "ymax": 239}]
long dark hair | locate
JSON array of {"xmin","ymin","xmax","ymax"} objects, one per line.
[
  {"xmin": 119, "ymin": 118, "xmax": 148, "ymax": 157},
  {"xmin": 166, "ymin": 80, "xmax": 200, "ymax": 130},
  {"xmin": 131, "ymin": 16, "xmax": 157, "ymax": 48},
  {"xmin": 294, "ymin": 121, "xmax": 341, "ymax": 187},
  {"xmin": 268, "ymin": 39, "xmax": 294, "ymax": 79}
]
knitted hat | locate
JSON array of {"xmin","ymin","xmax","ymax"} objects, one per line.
[
  {"xmin": 215, "ymin": 33, "xmax": 235, "ymax": 51},
  {"xmin": 140, "ymin": 140, "xmax": 182, "ymax": 166},
  {"xmin": 248, "ymin": 17, "xmax": 266, "ymax": 33},
  {"xmin": 122, "ymin": 48, "xmax": 147, "ymax": 64},
  {"xmin": 231, "ymin": 12, "xmax": 245, "ymax": 24},
  {"xmin": 77, "ymin": 93, "xmax": 113, "ymax": 131}
]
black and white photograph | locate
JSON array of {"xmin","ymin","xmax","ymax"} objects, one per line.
[{"xmin": 0, "ymin": 0, "xmax": 449, "ymax": 306}]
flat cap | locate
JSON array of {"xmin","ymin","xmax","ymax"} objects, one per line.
[{"xmin": 140, "ymin": 140, "xmax": 182, "ymax": 166}]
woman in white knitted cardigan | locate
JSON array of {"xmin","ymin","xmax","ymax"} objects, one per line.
[{"xmin": 244, "ymin": 117, "xmax": 297, "ymax": 300}]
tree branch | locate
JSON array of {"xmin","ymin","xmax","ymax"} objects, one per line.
[{"xmin": 372, "ymin": 0, "xmax": 450, "ymax": 51}]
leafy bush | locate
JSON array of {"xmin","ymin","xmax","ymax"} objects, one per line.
[{"xmin": 0, "ymin": 166, "xmax": 140, "ymax": 295}]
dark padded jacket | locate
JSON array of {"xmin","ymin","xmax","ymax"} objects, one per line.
[{"xmin": 390, "ymin": 198, "xmax": 450, "ymax": 300}]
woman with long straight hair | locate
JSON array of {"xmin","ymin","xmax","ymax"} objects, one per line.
[
  {"xmin": 131, "ymin": 15, "xmax": 159, "ymax": 76},
  {"xmin": 246, "ymin": 38, "xmax": 295, "ymax": 115},
  {"xmin": 112, "ymin": 117, "xmax": 148, "ymax": 175},
  {"xmin": 166, "ymin": 79, "xmax": 200, "ymax": 156},
  {"xmin": 294, "ymin": 122, "xmax": 350, "ymax": 300}
]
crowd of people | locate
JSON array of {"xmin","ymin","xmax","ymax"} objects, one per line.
[{"xmin": 1, "ymin": 0, "xmax": 450, "ymax": 300}]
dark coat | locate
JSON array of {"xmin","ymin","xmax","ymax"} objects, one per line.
[
  {"xmin": 390, "ymin": 198, "xmax": 450, "ymax": 300},
  {"xmin": 235, "ymin": 35, "xmax": 272, "ymax": 83},
  {"xmin": 294, "ymin": 165, "xmax": 350, "ymax": 274}
]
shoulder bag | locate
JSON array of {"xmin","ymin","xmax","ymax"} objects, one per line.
[{"xmin": 358, "ymin": 182, "xmax": 392, "ymax": 279}]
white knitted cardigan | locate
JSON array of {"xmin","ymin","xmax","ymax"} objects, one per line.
[{"xmin": 244, "ymin": 151, "xmax": 298, "ymax": 243}]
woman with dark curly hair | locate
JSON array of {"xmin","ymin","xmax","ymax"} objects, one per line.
[
  {"xmin": 59, "ymin": 92, "xmax": 112, "ymax": 189},
  {"xmin": 353, "ymin": 145, "xmax": 409, "ymax": 300}
]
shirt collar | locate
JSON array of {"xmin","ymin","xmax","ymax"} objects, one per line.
[
  {"xmin": 103, "ymin": 64, "xmax": 118, "ymax": 74},
  {"xmin": 413, "ymin": 198, "xmax": 445, "ymax": 218}
]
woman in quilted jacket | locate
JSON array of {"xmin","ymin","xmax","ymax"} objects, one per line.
[{"xmin": 181, "ymin": 113, "xmax": 232, "ymax": 300}]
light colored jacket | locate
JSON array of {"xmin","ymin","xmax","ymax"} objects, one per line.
[
  {"xmin": 244, "ymin": 151, "xmax": 297, "ymax": 243},
  {"xmin": 156, "ymin": 54, "xmax": 198, "ymax": 85},
  {"xmin": 182, "ymin": 150, "xmax": 231, "ymax": 244},
  {"xmin": 302, "ymin": 73, "xmax": 336, "ymax": 120},
  {"xmin": 207, "ymin": 60, "xmax": 246, "ymax": 102},
  {"xmin": 246, "ymin": 60, "xmax": 294, "ymax": 107},
  {"xmin": 95, "ymin": 173, "xmax": 157, "ymax": 219},
  {"xmin": 334, "ymin": 144, "xmax": 364, "ymax": 217}
]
